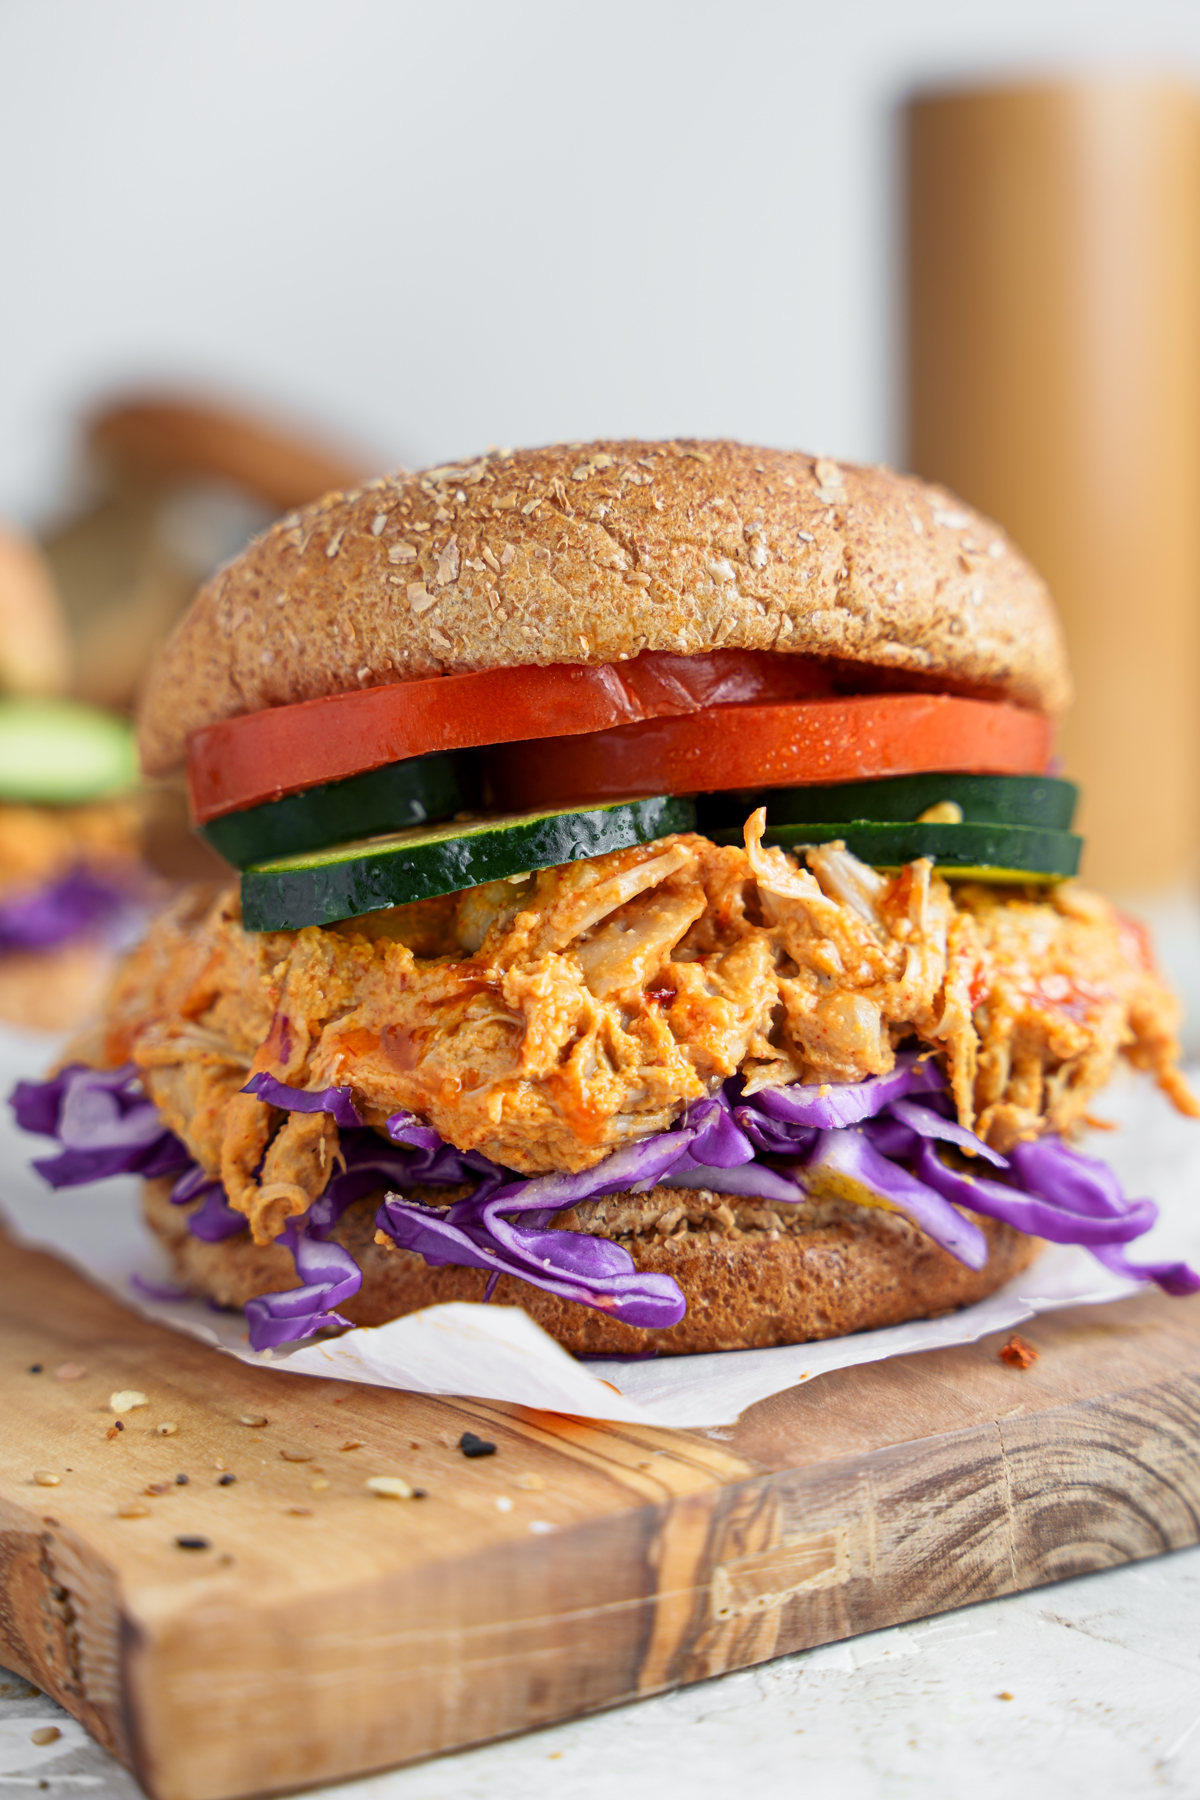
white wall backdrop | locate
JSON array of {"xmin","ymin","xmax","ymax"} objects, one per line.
[{"xmin": 4, "ymin": 0, "xmax": 1200, "ymax": 523}]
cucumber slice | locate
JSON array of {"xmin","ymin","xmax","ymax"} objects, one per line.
[
  {"xmin": 697, "ymin": 772, "xmax": 1078, "ymax": 833},
  {"xmin": 198, "ymin": 752, "xmax": 478, "ymax": 869},
  {"xmin": 711, "ymin": 818, "xmax": 1081, "ymax": 880},
  {"xmin": 0, "ymin": 699, "xmax": 138, "ymax": 804},
  {"xmin": 241, "ymin": 796, "xmax": 697, "ymax": 931}
]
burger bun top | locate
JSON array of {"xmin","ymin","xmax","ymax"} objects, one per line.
[{"xmin": 138, "ymin": 439, "xmax": 1071, "ymax": 776}]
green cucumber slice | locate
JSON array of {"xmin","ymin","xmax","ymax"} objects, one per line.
[
  {"xmin": 0, "ymin": 699, "xmax": 138, "ymax": 804},
  {"xmin": 697, "ymin": 772, "xmax": 1078, "ymax": 833},
  {"xmin": 710, "ymin": 818, "xmax": 1081, "ymax": 880},
  {"xmin": 241, "ymin": 796, "xmax": 697, "ymax": 931},
  {"xmin": 198, "ymin": 752, "xmax": 478, "ymax": 868}
]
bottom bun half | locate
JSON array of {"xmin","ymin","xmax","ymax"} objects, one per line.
[{"xmin": 143, "ymin": 1176, "xmax": 1040, "ymax": 1357}]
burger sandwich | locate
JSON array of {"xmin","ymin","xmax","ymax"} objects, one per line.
[{"xmin": 13, "ymin": 441, "xmax": 1199, "ymax": 1353}]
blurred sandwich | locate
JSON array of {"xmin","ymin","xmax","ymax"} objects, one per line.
[{"xmin": 0, "ymin": 522, "xmax": 149, "ymax": 1030}]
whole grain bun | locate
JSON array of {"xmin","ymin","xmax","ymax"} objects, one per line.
[
  {"xmin": 143, "ymin": 1177, "xmax": 1040, "ymax": 1357},
  {"xmin": 138, "ymin": 440, "xmax": 1070, "ymax": 776}
]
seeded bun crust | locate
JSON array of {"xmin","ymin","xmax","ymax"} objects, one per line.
[
  {"xmin": 138, "ymin": 440, "xmax": 1071, "ymax": 777},
  {"xmin": 143, "ymin": 1177, "xmax": 1040, "ymax": 1357}
]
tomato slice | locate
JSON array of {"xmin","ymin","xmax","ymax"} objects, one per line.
[
  {"xmin": 486, "ymin": 695, "xmax": 1053, "ymax": 809},
  {"xmin": 187, "ymin": 649, "xmax": 839, "ymax": 823}
]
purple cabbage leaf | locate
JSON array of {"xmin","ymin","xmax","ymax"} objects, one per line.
[
  {"xmin": 242, "ymin": 1071, "xmax": 365, "ymax": 1129},
  {"xmin": 803, "ymin": 1126, "xmax": 990, "ymax": 1269},
  {"xmin": 742, "ymin": 1052, "xmax": 946, "ymax": 1131},
  {"xmin": 12, "ymin": 1063, "xmax": 191, "ymax": 1185},
  {"xmin": 243, "ymin": 1223, "xmax": 364, "ymax": 1348}
]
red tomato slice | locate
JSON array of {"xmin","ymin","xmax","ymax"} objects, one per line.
[
  {"xmin": 486, "ymin": 695, "xmax": 1054, "ymax": 808},
  {"xmin": 187, "ymin": 649, "xmax": 839, "ymax": 822}
]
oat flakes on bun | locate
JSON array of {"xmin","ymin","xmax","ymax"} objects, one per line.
[{"xmin": 14, "ymin": 441, "xmax": 1199, "ymax": 1354}]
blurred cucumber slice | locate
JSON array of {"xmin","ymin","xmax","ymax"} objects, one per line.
[{"xmin": 0, "ymin": 699, "xmax": 138, "ymax": 804}]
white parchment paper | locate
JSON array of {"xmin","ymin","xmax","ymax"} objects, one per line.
[{"xmin": 2, "ymin": 1027, "xmax": 1197, "ymax": 1429}]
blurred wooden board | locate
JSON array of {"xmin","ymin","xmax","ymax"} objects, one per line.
[{"xmin": 2, "ymin": 1224, "xmax": 1200, "ymax": 1800}]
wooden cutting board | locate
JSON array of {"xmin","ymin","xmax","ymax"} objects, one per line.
[{"xmin": 3, "ymin": 1225, "xmax": 1200, "ymax": 1800}]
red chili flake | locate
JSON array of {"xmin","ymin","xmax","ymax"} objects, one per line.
[
  {"xmin": 645, "ymin": 988, "xmax": 676, "ymax": 1006},
  {"xmin": 105, "ymin": 1423, "xmax": 124, "ymax": 1441},
  {"xmin": 999, "ymin": 1334, "xmax": 1039, "ymax": 1370}
]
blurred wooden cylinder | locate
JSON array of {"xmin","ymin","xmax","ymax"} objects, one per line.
[{"xmin": 905, "ymin": 81, "xmax": 1200, "ymax": 893}]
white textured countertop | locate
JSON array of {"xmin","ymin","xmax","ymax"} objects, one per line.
[{"xmin": 6, "ymin": 1544, "xmax": 1200, "ymax": 1800}]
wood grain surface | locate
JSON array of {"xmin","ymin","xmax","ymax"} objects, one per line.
[{"xmin": 2, "ymin": 1226, "xmax": 1199, "ymax": 1800}]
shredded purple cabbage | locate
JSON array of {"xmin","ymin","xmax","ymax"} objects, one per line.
[
  {"xmin": 172, "ymin": 1170, "xmax": 247, "ymax": 1242},
  {"xmin": 12, "ymin": 1064, "xmax": 191, "ymax": 1186},
  {"xmin": 243, "ymin": 1223, "xmax": 363, "ymax": 1347},
  {"xmin": 0, "ymin": 868, "xmax": 136, "ymax": 954},
  {"xmin": 13, "ymin": 1043, "xmax": 1199, "ymax": 1351},
  {"xmin": 241, "ymin": 1071, "xmax": 365, "ymax": 1129},
  {"xmin": 745, "ymin": 1055, "xmax": 948, "ymax": 1130}
]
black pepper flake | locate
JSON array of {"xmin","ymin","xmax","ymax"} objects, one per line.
[
  {"xmin": 217, "ymin": 1473, "xmax": 236, "ymax": 1486},
  {"xmin": 28, "ymin": 1364, "xmax": 42, "ymax": 1374},
  {"xmin": 412, "ymin": 1487, "xmax": 428, "ymax": 1499},
  {"xmin": 459, "ymin": 1432, "xmax": 496, "ymax": 1459},
  {"xmin": 175, "ymin": 1474, "xmax": 189, "ymax": 1485},
  {"xmin": 175, "ymin": 1535, "xmax": 210, "ymax": 1551}
]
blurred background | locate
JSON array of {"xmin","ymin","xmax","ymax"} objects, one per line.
[{"xmin": 5, "ymin": 0, "xmax": 1200, "ymax": 1030}]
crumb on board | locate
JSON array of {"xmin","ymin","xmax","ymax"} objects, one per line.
[
  {"xmin": 366, "ymin": 1476, "xmax": 413, "ymax": 1499},
  {"xmin": 109, "ymin": 1390, "xmax": 148, "ymax": 1414},
  {"xmin": 998, "ymin": 1334, "xmax": 1039, "ymax": 1369}
]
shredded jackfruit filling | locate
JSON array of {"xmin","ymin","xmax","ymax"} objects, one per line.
[{"xmin": 74, "ymin": 812, "xmax": 1196, "ymax": 1250}]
